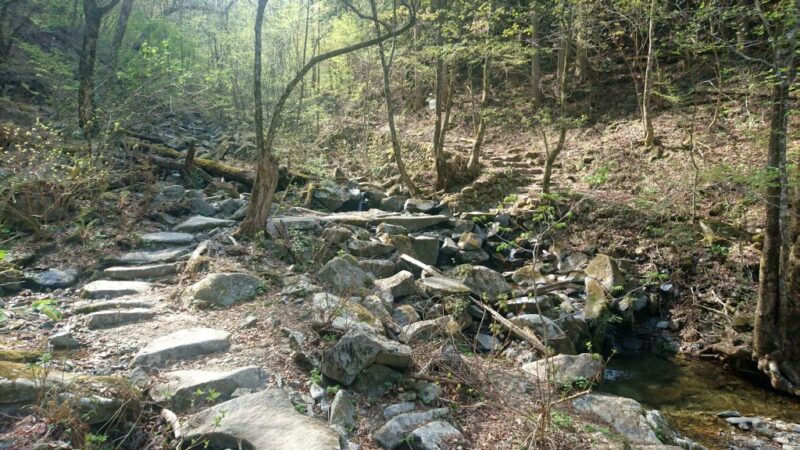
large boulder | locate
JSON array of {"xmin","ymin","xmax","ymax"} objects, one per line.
[
  {"xmin": 317, "ymin": 255, "xmax": 374, "ymax": 293},
  {"xmin": 521, "ymin": 353, "xmax": 603, "ymax": 385},
  {"xmin": 311, "ymin": 293, "xmax": 383, "ymax": 334},
  {"xmin": 572, "ymin": 393, "xmax": 665, "ymax": 446},
  {"xmin": 375, "ymin": 271, "xmax": 417, "ymax": 298},
  {"xmin": 511, "ymin": 314, "xmax": 575, "ymax": 355},
  {"xmin": 348, "ymin": 239, "xmax": 395, "ymax": 258},
  {"xmin": 320, "ymin": 331, "xmax": 412, "ymax": 385},
  {"xmin": 182, "ymin": 273, "xmax": 263, "ymax": 308},
  {"xmin": 151, "ymin": 366, "xmax": 267, "ymax": 412},
  {"xmin": 417, "ymin": 276, "xmax": 471, "ymax": 297},
  {"xmin": 374, "ymin": 408, "xmax": 449, "ymax": 449},
  {"xmin": 410, "ymin": 420, "xmax": 464, "ymax": 450},
  {"xmin": 584, "ymin": 254, "xmax": 624, "ymax": 320},
  {"xmin": 458, "ymin": 265, "xmax": 512, "ymax": 302},
  {"xmin": 182, "ymin": 389, "xmax": 340, "ymax": 450}
]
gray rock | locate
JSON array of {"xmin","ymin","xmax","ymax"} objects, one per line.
[
  {"xmin": 317, "ymin": 256, "xmax": 374, "ymax": 293},
  {"xmin": 410, "ymin": 420, "xmax": 463, "ymax": 450},
  {"xmin": 411, "ymin": 237, "xmax": 439, "ymax": 266},
  {"xmin": 269, "ymin": 216, "xmax": 322, "ymax": 231},
  {"xmin": 85, "ymin": 308, "xmax": 155, "ymax": 329},
  {"xmin": 189, "ymin": 198, "xmax": 219, "ymax": 216},
  {"xmin": 400, "ymin": 316, "xmax": 466, "ymax": 343},
  {"xmin": 173, "ymin": 215, "xmax": 235, "ymax": 233},
  {"xmin": 182, "ymin": 389, "xmax": 340, "ymax": 450},
  {"xmin": 328, "ymin": 390, "xmax": 356, "ymax": 430},
  {"xmin": 139, "ymin": 232, "xmax": 196, "ymax": 246},
  {"xmin": 521, "ymin": 353, "xmax": 603, "ymax": 385},
  {"xmin": 381, "ymin": 196, "xmax": 409, "ymax": 212},
  {"xmin": 572, "ymin": 393, "xmax": 662, "ymax": 445},
  {"xmin": 375, "ymin": 408, "xmax": 449, "ymax": 449},
  {"xmin": 404, "ymin": 198, "xmax": 436, "ymax": 214},
  {"xmin": 456, "ymin": 248, "xmax": 490, "ymax": 264},
  {"xmin": 376, "ymin": 223, "xmax": 408, "ymax": 236},
  {"xmin": 25, "ymin": 269, "xmax": 78, "ymax": 289},
  {"xmin": 114, "ymin": 246, "xmax": 193, "ymax": 265},
  {"xmin": 511, "ymin": 314, "xmax": 575, "ymax": 355},
  {"xmin": 584, "ymin": 254, "xmax": 624, "ymax": 319},
  {"xmin": 384, "ymin": 402, "xmax": 416, "ymax": 419},
  {"xmin": 151, "ymin": 366, "xmax": 267, "ymax": 412},
  {"xmin": 161, "ymin": 185, "xmax": 185, "ymax": 199},
  {"xmin": 104, "ymin": 263, "xmax": 178, "ymax": 280},
  {"xmin": 375, "ymin": 271, "xmax": 416, "ymax": 299},
  {"xmin": 322, "ymin": 226, "xmax": 354, "ymax": 244},
  {"xmin": 417, "ymin": 277, "xmax": 471, "ymax": 296},
  {"xmin": 313, "ymin": 184, "xmax": 354, "ymax": 211},
  {"xmin": 73, "ymin": 299, "xmax": 157, "ymax": 314},
  {"xmin": 281, "ymin": 274, "xmax": 321, "ymax": 298},
  {"xmin": 348, "ymin": 239, "xmax": 395, "ymax": 258},
  {"xmin": 414, "ymin": 381, "xmax": 441, "ymax": 404},
  {"xmin": 439, "ymin": 238, "xmax": 459, "ymax": 258},
  {"xmin": 357, "ymin": 259, "xmax": 398, "ymax": 278},
  {"xmin": 377, "ymin": 215, "xmax": 449, "ymax": 232},
  {"xmin": 182, "ymin": 272, "xmax": 263, "ymax": 308},
  {"xmin": 216, "ymin": 198, "xmax": 247, "ymax": 218},
  {"xmin": 459, "ymin": 265, "xmax": 511, "ymax": 302},
  {"xmin": 80, "ymin": 280, "xmax": 152, "ymax": 299},
  {"xmin": 392, "ymin": 305, "xmax": 420, "ymax": 327},
  {"xmin": 0, "ymin": 377, "xmax": 38, "ymax": 404},
  {"xmin": 511, "ymin": 266, "xmax": 544, "ymax": 286},
  {"xmin": 49, "ymin": 330, "xmax": 81, "ymax": 350},
  {"xmin": 457, "ymin": 233, "xmax": 483, "ymax": 250},
  {"xmin": 475, "ymin": 334, "xmax": 501, "ymax": 352},
  {"xmin": 132, "ymin": 328, "xmax": 231, "ymax": 367},
  {"xmin": 351, "ymin": 365, "xmax": 404, "ymax": 396},
  {"xmin": 311, "ymin": 293, "xmax": 382, "ymax": 334},
  {"xmin": 321, "ymin": 332, "xmax": 412, "ymax": 385}
]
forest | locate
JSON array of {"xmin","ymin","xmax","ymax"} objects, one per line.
[{"xmin": 0, "ymin": 0, "xmax": 798, "ymax": 448}]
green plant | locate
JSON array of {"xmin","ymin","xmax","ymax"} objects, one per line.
[
  {"xmin": 31, "ymin": 298, "xmax": 62, "ymax": 322},
  {"xmin": 550, "ymin": 410, "xmax": 573, "ymax": 430},
  {"xmin": 293, "ymin": 402, "xmax": 307, "ymax": 414},
  {"xmin": 326, "ymin": 385, "xmax": 340, "ymax": 397},
  {"xmin": 84, "ymin": 433, "xmax": 110, "ymax": 450},
  {"xmin": 710, "ymin": 244, "xmax": 730, "ymax": 261},
  {"xmin": 309, "ymin": 368, "xmax": 323, "ymax": 385}
]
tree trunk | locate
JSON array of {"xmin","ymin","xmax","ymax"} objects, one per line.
[
  {"xmin": 530, "ymin": 5, "xmax": 541, "ymax": 105},
  {"xmin": 467, "ymin": 0, "xmax": 492, "ymax": 173},
  {"xmin": 368, "ymin": 0, "xmax": 418, "ymax": 196},
  {"xmin": 543, "ymin": 0, "xmax": 571, "ymax": 195},
  {"xmin": 110, "ymin": 0, "xmax": 134, "ymax": 72},
  {"xmin": 241, "ymin": 0, "xmax": 417, "ymax": 235},
  {"xmin": 641, "ymin": 0, "xmax": 657, "ymax": 148},
  {"xmin": 432, "ymin": 0, "xmax": 449, "ymax": 191}
]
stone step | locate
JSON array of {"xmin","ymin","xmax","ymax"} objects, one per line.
[
  {"xmin": 113, "ymin": 246, "xmax": 193, "ymax": 266},
  {"xmin": 80, "ymin": 280, "xmax": 152, "ymax": 299},
  {"xmin": 104, "ymin": 263, "xmax": 178, "ymax": 280},
  {"xmin": 173, "ymin": 215, "xmax": 235, "ymax": 233},
  {"xmin": 132, "ymin": 328, "xmax": 231, "ymax": 367},
  {"xmin": 73, "ymin": 299, "xmax": 157, "ymax": 314},
  {"xmin": 139, "ymin": 232, "xmax": 196, "ymax": 247},
  {"xmin": 151, "ymin": 366, "xmax": 267, "ymax": 412},
  {"xmin": 85, "ymin": 308, "xmax": 155, "ymax": 329}
]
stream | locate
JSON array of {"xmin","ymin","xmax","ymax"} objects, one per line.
[{"xmin": 597, "ymin": 354, "xmax": 800, "ymax": 449}]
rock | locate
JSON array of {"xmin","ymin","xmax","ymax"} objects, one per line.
[
  {"xmin": 585, "ymin": 278, "xmax": 609, "ymax": 319},
  {"xmin": 374, "ymin": 408, "xmax": 449, "ymax": 450},
  {"xmin": 376, "ymin": 223, "xmax": 408, "ymax": 236},
  {"xmin": 281, "ymin": 274, "xmax": 321, "ymax": 298},
  {"xmin": 139, "ymin": 232, "xmax": 196, "ymax": 246},
  {"xmin": 114, "ymin": 246, "xmax": 193, "ymax": 266},
  {"xmin": 80, "ymin": 280, "xmax": 151, "ymax": 299},
  {"xmin": 173, "ymin": 215, "xmax": 235, "ymax": 232},
  {"xmin": 411, "ymin": 236, "xmax": 439, "ymax": 266},
  {"xmin": 317, "ymin": 256, "xmax": 374, "ymax": 293},
  {"xmin": 381, "ymin": 196, "xmax": 409, "ymax": 212},
  {"xmin": 132, "ymin": 328, "xmax": 231, "ymax": 367},
  {"xmin": 322, "ymin": 226, "xmax": 354, "ymax": 244},
  {"xmin": 440, "ymin": 238, "xmax": 459, "ymax": 258},
  {"xmin": 182, "ymin": 272, "xmax": 263, "ymax": 308},
  {"xmin": 49, "ymin": 330, "xmax": 81, "ymax": 350},
  {"xmin": 328, "ymin": 390, "xmax": 356, "ymax": 430},
  {"xmin": 409, "ymin": 420, "xmax": 463, "ymax": 450},
  {"xmin": 392, "ymin": 305, "xmax": 420, "ymax": 327},
  {"xmin": 384, "ymin": 402, "xmax": 416, "ymax": 419},
  {"xmin": 313, "ymin": 184, "xmax": 353, "ymax": 211},
  {"xmin": 357, "ymin": 259, "xmax": 397, "ymax": 278},
  {"xmin": 269, "ymin": 216, "xmax": 322, "ymax": 231},
  {"xmin": 378, "ymin": 215, "xmax": 449, "ymax": 233},
  {"xmin": 311, "ymin": 293, "xmax": 382, "ymax": 334},
  {"xmin": 417, "ymin": 277, "xmax": 471, "ymax": 296},
  {"xmin": 348, "ymin": 239, "xmax": 395, "ymax": 258},
  {"xmin": 458, "ymin": 233, "xmax": 483, "ymax": 250},
  {"xmin": 104, "ymin": 263, "xmax": 178, "ymax": 280},
  {"xmin": 161, "ymin": 185, "xmax": 185, "ymax": 199},
  {"xmin": 414, "ymin": 381, "xmax": 441, "ymax": 404},
  {"xmin": 351, "ymin": 365, "xmax": 404, "ymax": 396},
  {"xmin": 73, "ymin": 298, "xmax": 156, "ymax": 314},
  {"xmin": 85, "ymin": 308, "xmax": 155, "ymax": 329},
  {"xmin": 572, "ymin": 393, "xmax": 662, "ymax": 445},
  {"xmin": 585, "ymin": 254, "xmax": 623, "ymax": 291},
  {"xmin": 25, "ymin": 269, "xmax": 78, "ymax": 289},
  {"xmin": 521, "ymin": 353, "xmax": 602, "ymax": 385},
  {"xmin": 456, "ymin": 248, "xmax": 490, "ymax": 264},
  {"xmin": 511, "ymin": 266, "xmax": 544, "ymax": 286},
  {"xmin": 0, "ymin": 376, "xmax": 38, "ymax": 404},
  {"xmin": 375, "ymin": 271, "xmax": 416, "ymax": 299},
  {"xmin": 560, "ymin": 252, "xmax": 589, "ymax": 272},
  {"xmin": 459, "ymin": 265, "xmax": 511, "ymax": 302},
  {"xmin": 400, "ymin": 316, "xmax": 465, "ymax": 343},
  {"xmin": 190, "ymin": 197, "xmax": 219, "ymax": 216},
  {"xmin": 151, "ymin": 366, "xmax": 267, "ymax": 412},
  {"xmin": 216, "ymin": 198, "xmax": 246, "ymax": 218},
  {"xmin": 404, "ymin": 198, "xmax": 436, "ymax": 214},
  {"xmin": 320, "ymin": 332, "xmax": 412, "ymax": 385},
  {"xmin": 182, "ymin": 389, "xmax": 340, "ymax": 450},
  {"xmin": 240, "ymin": 315, "xmax": 258, "ymax": 329},
  {"xmin": 511, "ymin": 314, "xmax": 575, "ymax": 354},
  {"xmin": 310, "ymin": 383, "xmax": 326, "ymax": 400},
  {"xmin": 475, "ymin": 334, "xmax": 501, "ymax": 352}
]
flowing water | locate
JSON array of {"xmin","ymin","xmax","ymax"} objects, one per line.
[{"xmin": 597, "ymin": 354, "xmax": 800, "ymax": 449}]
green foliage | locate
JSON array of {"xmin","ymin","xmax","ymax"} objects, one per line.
[
  {"xmin": 31, "ymin": 298, "xmax": 62, "ymax": 322},
  {"xmin": 550, "ymin": 410, "xmax": 574, "ymax": 430}
]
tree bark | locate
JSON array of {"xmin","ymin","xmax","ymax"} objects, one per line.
[
  {"xmin": 467, "ymin": 0, "xmax": 492, "ymax": 173},
  {"xmin": 432, "ymin": 0, "xmax": 449, "ymax": 191},
  {"xmin": 241, "ymin": 0, "xmax": 417, "ymax": 235},
  {"xmin": 641, "ymin": 0, "xmax": 657, "ymax": 148},
  {"xmin": 543, "ymin": 0, "xmax": 571, "ymax": 195},
  {"xmin": 529, "ymin": 5, "xmax": 541, "ymax": 106},
  {"xmin": 110, "ymin": 0, "xmax": 134, "ymax": 72},
  {"xmin": 368, "ymin": 0, "xmax": 418, "ymax": 196}
]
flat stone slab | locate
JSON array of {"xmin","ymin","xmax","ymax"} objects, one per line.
[
  {"xmin": 322, "ymin": 211, "xmax": 449, "ymax": 232},
  {"xmin": 104, "ymin": 263, "xmax": 178, "ymax": 280},
  {"xmin": 80, "ymin": 280, "xmax": 152, "ymax": 299},
  {"xmin": 132, "ymin": 328, "xmax": 231, "ymax": 367},
  {"xmin": 85, "ymin": 308, "xmax": 155, "ymax": 329},
  {"xmin": 139, "ymin": 232, "xmax": 196, "ymax": 246},
  {"xmin": 182, "ymin": 389, "xmax": 339, "ymax": 450},
  {"xmin": 151, "ymin": 366, "xmax": 267, "ymax": 412},
  {"xmin": 73, "ymin": 299, "xmax": 157, "ymax": 314},
  {"xmin": 268, "ymin": 216, "xmax": 322, "ymax": 231},
  {"xmin": 375, "ymin": 408, "xmax": 450, "ymax": 449},
  {"xmin": 417, "ymin": 276, "xmax": 471, "ymax": 296},
  {"xmin": 114, "ymin": 247, "xmax": 193, "ymax": 265},
  {"xmin": 173, "ymin": 215, "xmax": 235, "ymax": 233},
  {"xmin": 24, "ymin": 269, "xmax": 78, "ymax": 289}
]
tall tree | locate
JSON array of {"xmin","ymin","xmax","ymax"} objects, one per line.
[
  {"xmin": 78, "ymin": 0, "xmax": 122, "ymax": 140},
  {"xmin": 466, "ymin": 0, "xmax": 493, "ymax": 173},
  {"xmin": 109, "ymin": 0, "xmax": 134, "ymax": 72},
  {"xmin": 431, "ymin": 0, "xmax": 450, "ymax": 191},
  {"xmin": 241, "ymin": 0, "xmax": 418, "ymax": 236},
  {"xmin": 641, "ymin": 0, "xmax": 657, "ymax": 149}
]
